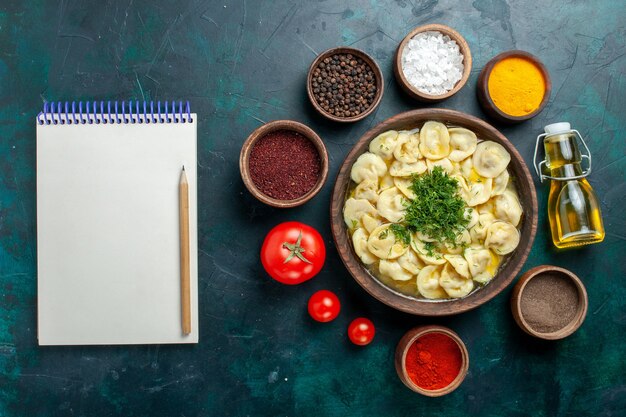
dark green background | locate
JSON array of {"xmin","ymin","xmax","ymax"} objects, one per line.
[{"xmin": 1, "ymin": 0, "xmax": 624, "ymax": 416}]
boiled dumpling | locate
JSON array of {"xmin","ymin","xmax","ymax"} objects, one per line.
[
  {"xmin": 448, "ymin": 128, "xmax": 478, "ymax": 162},
  {"xmin": 476, "ymin": 200, "xmax": 495, "ymax": 215},
  {"xmin": 464, "ymin": 247, "xmax": 499, "ymax": 283},
  {"xmin": 379, "ymin": 259, "xmax": 414, "ymax": 281},
  {"xmin": 351, "ymin": 152, "xmax": 387, "ymax": 184},
  {"xmin": 465, "ymin": 167, "xmax": 485, "ymax": 184},
  {"xmin": 470, "ymin": 212, "xmax": 496, "ymax": 243},
  {"xmin": 361, "ymin": 213, "xmax": 382, "ymax": 234},
  {"xmin": 352, "ymin": 228, "xmax": 377, "ymax": 265},
  {"xmin": 415, "ymin": 231, "xmax": 436, "ymax": 242},
  {"xmin": 492, "ymin": 169, "xmax": 510, "ymax": 196},
  {"xmin": 344, "ymin": 198, "xmax": 377, "ymax": 229},
  {"xmin": 376, "ymin": 187, "xmax": 406, "ymax": 223},
  {"xmin": 443, "ymin": 254, "xmax": 470, "ymax": 279},
  {"xmin": 367, "ymin": 224, "xmax": 408, "ymax": 259},
  {"xmin": 464, "ymin": 177, "xmax": 494, "ymax": 207},
  {"xmin": 354, "ymin": 179, "xmax": 379, "ymax": 204},
  {"xmin": 493, "ymin": 190, "xmax": 522, "ymax": 226},
  {"xmin": 397, "ymin": 248, "xmax": 424, "ymax": 275},
  {"xmin": 419, "ymin": 121, "xmax": 450, "ymax": 160},
  {"xmin": 389, "ymin": 160, "xmax": 427, "ymax": 177},
  {"xmin": 473, "ymin": 141, "xmax": 511, "ymax": 178},
  {"xmin": 351, "ymin": 153, "xmax": 387, "ymax": 184},
  {"xmin": 393, "ymin": 177, "xmax": 416, "ymax": 200},
  {"xmin": 443, "ymin": 229, "xmax": 471, "ymax": 255},
  {"xmin": 410, "ymin": 236, "xmax": 446, "ymax": 265},
  {"xmin": 484, "ymin": 221, "xmax": 520, "ymax": 255},
  {"xmin": 393, "ymin": 131, "xmax": 421, "ymax": 163},
  {"xmin": 454, "ymin": 174, "xmax": 493, "ymax": 207},
  {"xmin": 426, "ymin": 158, "xmax": 454, "ymax": 174},
  {"xmin": 451, "ymin": 174, "xmax": 470, "ymax": 198},
  {"xmin": 465, "ymin": 207, "xmax": 479, "ymax": 229},
  {"xmin": 369, "ymin": 130, "xmax": 400, "ymax": 160},
  {"xmin": 440, "ymin": 264, "xmax": 474, "ymax": 298},
  {"xmin": 417, "ymin": 265, "xmax": 447, "ymax": 299},
  {"xmin": 459, "ymin": 157, "xmax": 473, "ymax": 179},
  {"xmin": 450, "ymin": 161, "xmax": 462, "ymax": 176},
  {"xmin": 379, "ymin": 173, "xmax": 395, "ymax": 191}
]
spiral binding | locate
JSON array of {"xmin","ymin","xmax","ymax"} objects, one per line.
[{"xmin": 37, "ymin": 100, "xmax": 193, "ymax": 125}]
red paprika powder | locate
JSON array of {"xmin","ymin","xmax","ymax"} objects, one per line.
[{"xmin": 404, "ymin": 332, "xmax": 462, "ymax": 390}]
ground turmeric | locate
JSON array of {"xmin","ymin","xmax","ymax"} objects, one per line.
[{"xmin": 487, "ymin": 57, "xmax": 546, "ymax": 117}]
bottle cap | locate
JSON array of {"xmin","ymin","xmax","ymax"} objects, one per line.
[{"xmin": 544, "ymin": 122, "xmax": 571, "ymax": 136}]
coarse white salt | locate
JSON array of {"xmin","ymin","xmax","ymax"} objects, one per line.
[{"xmin": 401, "ymin": 31, "xmax": 464, "ymax": 96}]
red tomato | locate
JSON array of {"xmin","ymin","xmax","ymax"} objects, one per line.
[
  {"xmin": 261, "ymin": 221, "xmax": 325, "ymax": 285},
  {"xmin": 308, "ymin": 290, "xmax": 341, "ymax": 322},
  {"xmin": 348, "ymin": 318, "xmax": 375, "ymax": 346}
]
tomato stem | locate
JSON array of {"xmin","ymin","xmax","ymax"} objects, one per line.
[{"xmin": 282, "ymin": 231, "xmax": 313, "ymax": 264}]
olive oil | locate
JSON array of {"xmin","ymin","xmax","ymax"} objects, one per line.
[{"xmin": 536, "ymin": 123, "xmax": 604, "ymax": 248}]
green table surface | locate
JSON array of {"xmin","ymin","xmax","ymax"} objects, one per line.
[{"xmin": 1, "ymin": 0, "xmax": 624, "ymax": 416}]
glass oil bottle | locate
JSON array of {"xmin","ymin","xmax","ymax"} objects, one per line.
[{"xmin": 534, "ymin": 123, "xmax": 605, "ymax": 248}]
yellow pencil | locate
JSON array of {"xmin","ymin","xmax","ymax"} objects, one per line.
[{"xmin": 179, "ymin": 166, "xmax": 191, "ymax": 335}]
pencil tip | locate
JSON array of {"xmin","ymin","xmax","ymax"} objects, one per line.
[{"xmin": 182, "ymin": 165, "xmax": 185, "ymax": 171}]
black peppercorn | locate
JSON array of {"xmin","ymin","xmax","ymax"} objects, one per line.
[{"xmin": 310, "ymin": 53, "xmax": 377, "ymax": 118}]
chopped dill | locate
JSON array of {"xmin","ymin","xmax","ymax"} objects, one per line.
[
  {"xmin": 390, "ymin": 224, "xmax": 411, "ymax": 246},
  {"xmin": 423, "ymin": 241, "xmax": 437, "ymax": 257},
  {"xmin": 396, "ymin": 166, "xmax": 469, "ymax": 247}
]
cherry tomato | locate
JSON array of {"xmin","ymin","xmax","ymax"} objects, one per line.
[
  {"xmin": 308, "ymin": 290, "xmax": 341, "ymax": 322},
  {"xmin": 261, "ymin": 221, "xmax": 326, "ymax": 285},
  {"xmin": 348, "ymin": 318, "xmax": 375, "ymax": 346}
]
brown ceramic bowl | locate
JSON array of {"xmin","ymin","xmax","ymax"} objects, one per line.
[
  {"xmin": 330, "ymin": 109, "xmax": 538, "ymax": 316},
  {"xmin": 511, "ymin": 265, "xmax": 588, "ymax": 340},
  {"xmin": 477, "ymin": 50, "xmax": 551, "ymax": 123},
  {"xmin": 395, "ymin": 325, "xmax": 469, "ymax": 396},
  {"xmin": 240, "ymin": 120, "xmax": 329, "ymax": 208},
  {"xmin": 394, "ymin": 24, "xmax": 472, "ymax": 102},
  {"xmin": 307, "ymin": 47, "xmax": 384, "ymax": 123}
]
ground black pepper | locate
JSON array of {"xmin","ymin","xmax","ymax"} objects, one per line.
[
  {"xmin": 249, "ymin": 130, "xmax": 321, "ymax": 200},
  {"xmin": 520, "ymin": 274, "xmax": 580, "ymax": 333},
  {"xmin": 311, "ymin": 53, "xmax": 377, "ymax": 118}
]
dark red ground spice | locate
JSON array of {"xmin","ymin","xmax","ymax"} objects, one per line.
[{"xmin": 249, "ymin": 130, "xmax": 321, "ymax": 200}]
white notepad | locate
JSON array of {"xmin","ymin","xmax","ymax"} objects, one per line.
[{"xmin": 36, "ymin": 101, "xmax": 198, "ymax": 345}]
